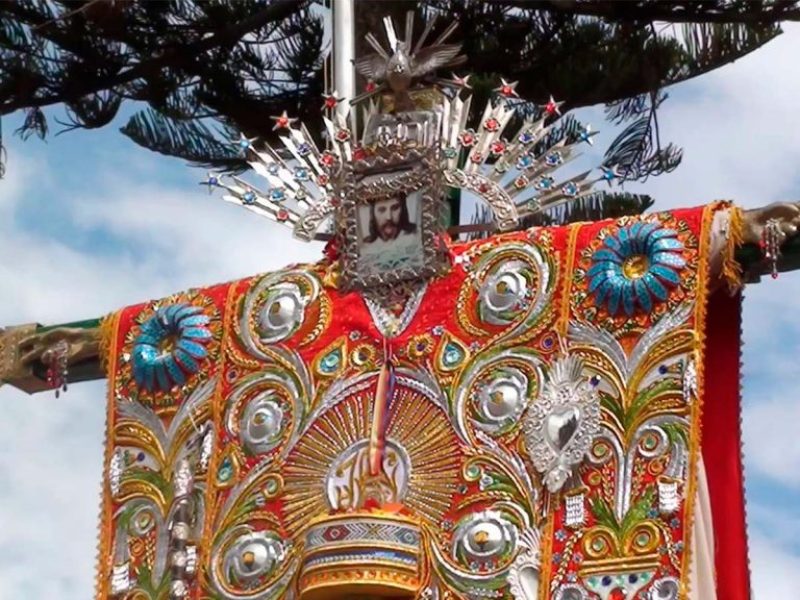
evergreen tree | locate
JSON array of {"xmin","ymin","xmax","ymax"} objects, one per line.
[{"xmin": 1, "ymin": 0, "xmax": 797, "ymax": 223}]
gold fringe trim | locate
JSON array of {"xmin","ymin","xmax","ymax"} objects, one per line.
[
  {"xmin": 680, "ymin": 201, "xmax": 725, "ymax": 600},
  {"xmin": 557, "ymin": 223, "xmax": 582, "ymax": 336},
  {"xmin": 721, "ymin": 203, "xmax": 746, "ymax": 294},
  {"xmin": 539, "ymin": 222, "xmax": 582, "ymax": 600},
  {"xmin": 97, "ymin": 311, "xmax": 119, "ymax": 377},
  {"xmin": 198, "ymin": 281, "xmax": 239, "ymax": 592},
  {"xmin": 94, "ymin": 310, "xmax": 122, "ymax": 600}
]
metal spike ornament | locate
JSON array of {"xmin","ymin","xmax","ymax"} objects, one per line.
[{"xmin": 204, "ymin": 12, "xmax": 617, "ymax": 290}]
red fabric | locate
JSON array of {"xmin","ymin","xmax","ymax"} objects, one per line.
[{"xmin": 702, "ymin": 289, "xmax": 750, "ymax": 599}]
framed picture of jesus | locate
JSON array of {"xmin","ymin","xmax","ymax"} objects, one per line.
[{"xmin": 337, "ymin": 146, "xmax": 449, "ymax": 292}]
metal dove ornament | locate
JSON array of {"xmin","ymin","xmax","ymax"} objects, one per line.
[
  {"xmin": 354, "ymin": 17, "xmax": 466, "ymax": 111},
  {"xmin": 522, "ymin": 353, "xmax": 601, "ymax": 493}
]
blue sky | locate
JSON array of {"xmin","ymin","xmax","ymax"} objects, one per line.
[{"xmin": 2, "ymin": 22, "xmax": 800, "ymax": 599}]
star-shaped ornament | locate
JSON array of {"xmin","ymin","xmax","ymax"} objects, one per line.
[
  {"xmin": 543, "ymin": 95, "xmax": 564, "ymax": 117},
  {"xmin": 200, "ymin": 172, "xmax": 221, "ymax": 194},
  {"xmin": 451, "ymin": 73, "xmax": 472, "ymax": 89},
  {"xmin": 579, "ymin": 124, "xmax": 598, "ymax": 146},
  {"xmin": 233, "ymin": 134, "xmax": 257, "ymax": 155},
  {"xmin": 322, "ymin": 91, "xmax": 345, "ymax": 112},
  {"xmin": 600, "ymin": 166, "xmax": 621, "ymax": 184},
  {"xmin": 495, "ymin": 78, "xmax": 519, "ymax": 98},
  {"xmin": 270, "ymin": 111, "xmax": 297, "ymax": 131}
]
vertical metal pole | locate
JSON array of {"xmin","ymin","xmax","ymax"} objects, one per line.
[{"xmin": 331, "ymin": 0, "xmax": 356, "ymax": 119}]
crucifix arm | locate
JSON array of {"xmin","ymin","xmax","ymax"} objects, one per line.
[
  {"xmin": 0, "ymin": 320, "xmax": 103, "ymax": 394},
  {"xmin": 3, "ymin": 201, "xmax": 800, "ymax": 395}
]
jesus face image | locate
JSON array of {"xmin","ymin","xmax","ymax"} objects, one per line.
[
  {"xmin": 375, "ymin": 196, "xmax": 403, "ymax": 240},
  {"xmin": 355, "ymin": 186, "xmax": 425, "ymax": 278},
  {"xmin": 363, "ymin": 194, "xmax": 418, "ymax": 244}
]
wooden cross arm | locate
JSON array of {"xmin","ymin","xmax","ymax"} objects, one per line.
[
  {"xmin": 0, "ymin": 319, "xmax": 102, "ymax": 394},
  {"xmin": 3, "ymin": 202, "xmax": 799, "ymax": 394}
]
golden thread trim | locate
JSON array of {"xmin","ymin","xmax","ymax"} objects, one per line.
[
  {"xmin": 97, "ymin": 312, "xmax": 117, "ymax": 376},
  {"xmin": 538, "ymin": 222, "xmax": 582, "ymax": 599},
  {"xmin": 558, "ymin": 223, "xmax": 582, "ymax": 336},
  {"xmin": 679, "ymin": 201, "xmax": 720, "ymax": 599},
  {"xmin": 722, "ymin": 203, "xmax": 745, "ymax": 294},
  {"xmin": 537, "ymin": 499, "xmax": 557, "ymax": 600},
  {"xmin": 198, "ymin": 281, "xmax": 239, "ymax": 591},
  {"xmin": 94, "ymin": 309, "xmax": 122, "ymax": 600}
]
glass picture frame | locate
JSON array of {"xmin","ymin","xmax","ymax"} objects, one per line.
[{"xmin": 337, "ymin": 145, "xmax": 449, "ymax": 292}]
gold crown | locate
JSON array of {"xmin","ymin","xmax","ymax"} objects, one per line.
[{"xmin": 298, "ymin": 509, "xmax": 423, "ymax": 600}]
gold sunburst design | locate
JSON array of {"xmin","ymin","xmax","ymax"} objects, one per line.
[{"xmin": 282, "ymin": 379, "xmax": 463, "ymax": 535}]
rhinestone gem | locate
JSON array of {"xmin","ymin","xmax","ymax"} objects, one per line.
[
  {"xmin": 483, "ymin": 117, "xmax": 500, "ymax": 131},
  {"xmin": 217, "ymin": 457, "xmax": 234, "ymax": 482},
  {"xmin": 443, "ymin": 342, "xmax": 465, "ymax": 367},
  {"xmin": 459, "ymin": 130, "xmax": 476, "ymax": 147},
  {"xmin": 516, "ymin": 154, "xmax": 534, "ymax": 169},
  {"xmin": 319, "ymin": 349, "xmax": 342, "ymax": 373}
]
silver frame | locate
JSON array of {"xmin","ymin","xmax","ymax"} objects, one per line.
[{"xmin": 337, "ymin": 145, "xmax": 449, "ymax": 292}]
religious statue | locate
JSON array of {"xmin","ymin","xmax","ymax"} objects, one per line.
[{"xmin": 2, "ymin": 13, "xmax": 799, "ymax": 600}]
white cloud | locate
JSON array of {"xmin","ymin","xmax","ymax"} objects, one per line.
[
  {"xmin": 749, "ymin": 532, "xmax": 800, "ymax": 599},
  {"xmin": 743, "ymin": 391, "xmax": 800, "ymax": 488},
  {"xmin": 624, "ymin": 22, "xmax": 800, "ymax": 209},
  {"xmin": 0, "ymin": 155, "xmax": 323, "ymax": 325},
  {"xmin": 0, "ymin": 382, "xmax": 105, "ymax": 600}
]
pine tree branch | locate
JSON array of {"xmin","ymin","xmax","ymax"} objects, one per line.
[
  {"xmin": 0, "ymin": 0, "xmax": 307, "ymax": 114},
  {"xmin": 529, "ymin": 0, "xmax": 800, "ymax": 24}
]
